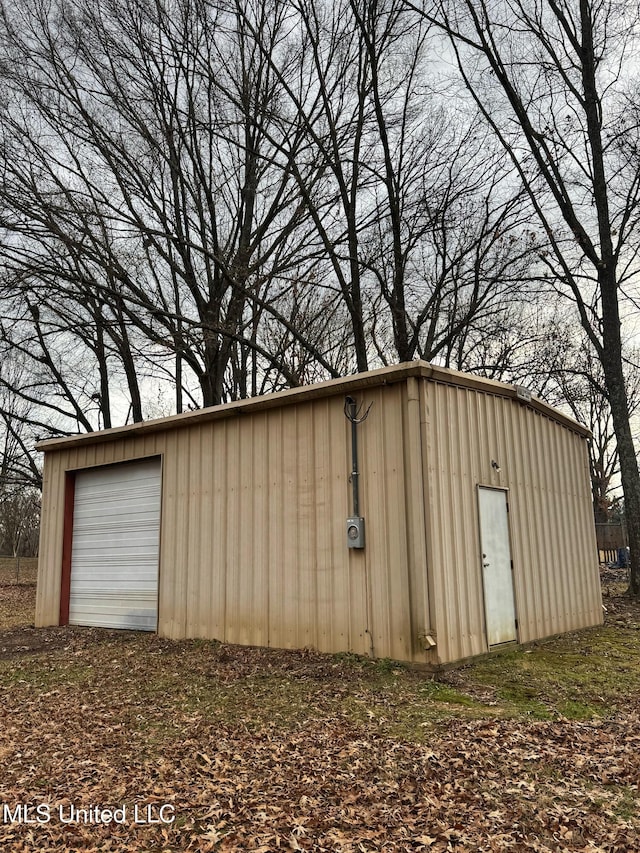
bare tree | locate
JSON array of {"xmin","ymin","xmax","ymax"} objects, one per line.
[
  {"xmin": 0, "ymin": 0, "xmax": 539, "ymax": 429},
  {"xmin": 245, "ymin": 0, "xmax": 536, "ymax": 370},
  {"xmin": 528, "ymin": 323, "xmax": 640, "ymax": 525},
  {"xmin": 0, "ymin": 489, "xmax": 40, "ymax": 558},
  {"xmin": 412, "ymin": 0, "xmax": 640, "ymax": 592},
  {"xmin": 0, "ymin": 0, "xmax": 335, "ymax": 412},
  {"xmin": 0, "ymin": 361, "xmax": 41, "ymax": 558}
]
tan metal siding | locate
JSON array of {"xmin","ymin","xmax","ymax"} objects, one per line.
[
  {"xmin": 359, "ymin": 382, "xmax": 426, "ymax": 661},
  {"xmin": 363, "ymin": 386, "xmax": 403, "ymax": 659},
  {"xmin": 507, "ymin": 401, "xmax": 601, "ymax": 646},
  {"xmin": 222, "ymin": 418, "xmax": 241, "ymax": 644},
  {"xmin": 192, "ymin": 424, "xmax": 212, "ymax": 640},
  {"xmin": 36, "ymin": 388, "xmax": 427, "ymax": 660},
  {"xmin": 424, "ymin": 383, "xmax": 488, "ymax": 663},
  {"xmin": 423, "ymin": 380, "xmax": 601, "ymax": 665},
  {"xmin": 35, "ymin": 454, "xmax": 63, "ymax": 626},
  {"xmin": 314, "ymin": 400, "xmax": 342, "ymax": 651},
  {"xmin": 404, "ymin": 378, "xmax": 433, "ymax": 663},
  {"xmin": 167, "ymin": 430, "xmax": 186, "ymax": 639}
]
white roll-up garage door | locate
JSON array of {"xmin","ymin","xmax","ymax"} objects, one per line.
[{"xmin": 69, "ymin": 457, "xmax": 162, "ymax": 630}]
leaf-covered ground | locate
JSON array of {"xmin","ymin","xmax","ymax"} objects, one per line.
[{"xmin": 0, "ymin": 567, "xmax": 639, "ymax": 851}]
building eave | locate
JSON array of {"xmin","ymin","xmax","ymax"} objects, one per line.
[{"xmin": 35, "ymin": 361, "xmax": 591, "ymax": 452}]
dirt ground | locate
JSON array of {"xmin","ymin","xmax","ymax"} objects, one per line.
[{"xmin": 0, "ymin": 565, "xmax": 639, "ymax": 851}]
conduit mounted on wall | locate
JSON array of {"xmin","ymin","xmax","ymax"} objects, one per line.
[{"xmin": 344, "ymin": 395, "xmax": 372, "ymax": 548}]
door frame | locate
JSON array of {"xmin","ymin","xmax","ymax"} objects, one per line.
[{"xmin": 476, "ymin": 485, "xmax": 518, "ymax": 649}]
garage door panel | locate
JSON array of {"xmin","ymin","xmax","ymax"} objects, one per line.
[
  {"xmin": 68, "ymin": 605, "xmax": 157, "ymax": 631},
  {"xmin": 71, "ymin": 543, "xmax": 160, "ymax": 560},
  {"xmin": 69, "ymin": 458, "xmax": 161, "ymax": 631},
  {"xmin": 71, "ymin": 576, "xmax": 158, "ymax": 591},
  {"xmin": 74, "ymin": 501, "xmax": 160, "ymax": 521},
  {"xmin": 74, "ymin": 511, "xmax": 160, "ymax": 527},
  {"xmin": 75, "ymin": 486, "xmax": 161, "ymax": 504},
  {"xmin": 72, "ymin": 534, "xmax": 159, "ymax": 548}
]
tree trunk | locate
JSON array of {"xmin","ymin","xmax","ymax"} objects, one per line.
[
  {"xmin": 601, "ymin": 323, "xmax": 640, "ymax": 593},
  {"xmin": 580, "ymin": 0, "xmax": 640, "ymax": 593}
]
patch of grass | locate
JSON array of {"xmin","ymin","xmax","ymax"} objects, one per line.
[
  {"xmin": 454, "ymin": 622, "xmax": 640, "ymax": 720},
  {"xmin": 494, "ymin": 684, "xmax": 554, "ymax": 720},
  {"xmin": 0, "ymin": 660, "xmax": 95, "ymax": 689},
  {"xmin": 331, "ymin": 650, "xmax": 373, "ymax": 669},
  {"xmin": 420, "ymin": 681, "xmax": 481, "ymax": 707},
  {"xmin": 3, "ymin": 618, "xmax": 638, "ymax": 737},
  {"xmin": 612, "ymin": 786, "xmax": 639, "ymax": 821},
  {"xmin": 557, "ymin": 699, "xmax": 599, "ymax": 720},
  {"xmin": 4, "ymin": 573, "xmax": 640, "ymax": 736},
  {"xmin": 374, "ymin": 657, "xmax": 399, "ymax": 674}
]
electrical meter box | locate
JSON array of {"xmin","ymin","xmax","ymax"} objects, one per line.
[{"xmin": 346, "ymin": 517, "xmax": 365, "ymax": 549}]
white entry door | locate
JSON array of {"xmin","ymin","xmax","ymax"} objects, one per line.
[
  {"xmin": 478, "ymin": 487, "xmax": 517, "ymax": 646},
  {"xmin": 69, "ymin": 458, "xmax": 162, "ymax": 630}
]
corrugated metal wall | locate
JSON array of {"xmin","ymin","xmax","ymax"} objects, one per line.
[
  {"xmin": 36, "ymin": 365, "xmax": 601, "ymax": 665},
  {"xmin": 422, "ymin": 379, "xmax": 602, "ymax": 664},
  {"xmin": 36, "ymin": 382, "xmax": 431, "ymax": 662}
]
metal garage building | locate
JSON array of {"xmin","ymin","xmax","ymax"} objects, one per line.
[{"xmin": 35, "ymin": 362, "xmax": 602, "ymax": 666}]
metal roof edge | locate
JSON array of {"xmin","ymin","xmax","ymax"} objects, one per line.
[
  {"xmin": 35, "ymin": 360, "xmax": 590, "ymax": 452},
  {"xmin": 419, "ymin": 364, "xmax": 591, "ymax": 438}
]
